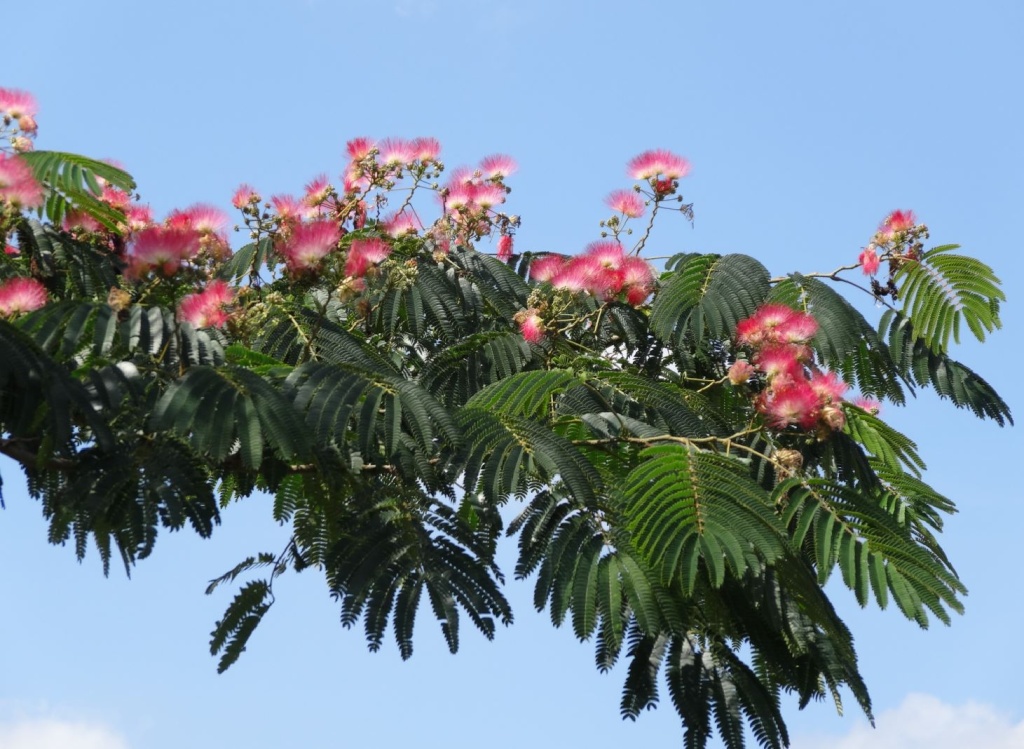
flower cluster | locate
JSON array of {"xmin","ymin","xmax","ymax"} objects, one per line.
[
  {"xmin": 0, "ymin": 153, "xmax": 43, "ymax": 210},
  {"xmin": 733, "ymin": 304, "xmax": 857, "ymax": 432},
  {"xmin": 529, "ymin": 241, "xmax": 654, "ymax": 305},
  {"xmin": 858, "ymin": 209, "xmax": 927, "ymax": 282},
  {"xmin": 178, "ymin": 280, "xmax": 234, "ymax": 328},
  {"xmin": 627, "ymin": 149, "xmax": 690, "ymax": 197},
  {"xmin": 0, "ymin": 276, "xmax": 47, "ymax": 316},
  {"xmin": 0, "ymin": 87, "xmax": 38, "ymax": 152}
]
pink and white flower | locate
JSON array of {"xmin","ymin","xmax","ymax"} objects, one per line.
[
  {"xmin": 178, "ymin": 280, "xmax": 234, "ymax": 328},
  {"xmin": 0, "ymin": 277, "xmax": 47, "ymax": 316},
  {"xmin": 344, "ymin": 238, "xmax": 391, "ymax": 278},
  {"xmin": 232, "ymin": 184, "xmax": 260, "ymax": 209},
  {"xmin": 0, "ymin": 154, "xmax": 44, "ymax": 209},
  {"xmin": 127, "ymin": 226, "xmax": 200, "ymax": 278},
  {"xmin": 859, "ymin": 246, "xmax": 880, "ymax": 276},
  {"xmin": 528, "ymin": 254, "xmax": 568, "ymax": 283},
  {"xmin": 0, "ymin": 88, "xmax": 38, "ymax": 123},
  {"xmin": 479, "ymin": 154, "xmax": 517, "ymax": 179},
  {"xmin": 627, "ymin": 149, "xmax": 690, "ymax": 180},
  {"xmin": 605, "ymin": 189, "xmax": 645, "ymax": 218},
  {"xmin": 281, "ymin": 220, "xmax": 341, "ymax": 273},
  {"xmin": 517, "ymin": 309, "xmax": 544, "ymax": 343},
  {"xmin": 497, "ymin": 234, "xmax": 514, "ymax": 262},
  {"xmin": 879, "ymin": 209, "xmax": 916, "ymax": 238}
]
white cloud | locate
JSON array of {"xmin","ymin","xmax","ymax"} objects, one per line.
[
  {"xmin": 794, "ymin": 693, "xmax": 1024, "ymax": 749},
  {"xmin": 0, "ymin": 718, "xmax": 129, "ymax": 749}
]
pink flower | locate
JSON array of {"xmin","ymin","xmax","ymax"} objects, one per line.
[
  {"xmin": 552, "ymin": 256, "xmax": 601, "ymax": 294},
  {"xmin": 4, "ymin": 244, "xmax": 19, "ymax": 256},
  {"xmin": 127, "ymin": 226, "xmax": 199, "ymax": 278},
  {"xmin": 101, "ymin": 186, "xmax": 132, "ymax": 211},
  {"xmin": 851, "ymin": 396, "xmax": 881, "ymax": 415},
  {"xmin": 759, "ymin": 381, "xmax": 820, "ymax": 430},
  {"xmin": 179, "ymin": 280, "xmax": 234, "ymax": 328},
  {"xmin": 518, "ymin": 310, "xmax": 544, "ymax": 343},
  {"xmin": 755, "ymin": 345, "xmax": 805, "ymax": 384},
  {"xmin": 271, "ymin": 194, "xmax": 307, "ymax": 222},
  {"xmin": 605, "ymin": 189, "xmax": 645, "ymax": 218},
  {"xmin": 168, "ymin": 204, "xmax": 229, "ymax": 235},
  {"xmin": 879, "ymin": 209, "xmax": 916, "ymax": 237},
  {"xmin": 583, "ymin": 240, "xmax": 626, "ymax": 269},
  {"xmin": 737, "ymin": 304, "xmax": 818, "ymax": 347},
  {"xmin": 232, "ymin": 184, "xmax": 260, "ymax": 209},
  {"xmin": 859, "ymin": 246, "xmax": 880, "ymax": 276},
  {"xmin": 346, "ymin": 137, "xmax": 376, "ymax": 161},
  {"xmin": 473, "ymin": 184, "xmax": 506, "ymax": 209},
  {"xmin": 0, "ymin": 277, "xmax": 47, "ymax": 315},
  {"xmin": 125, "ymin": 204, "xmax": 154, "ymax": 232},
  {"xmin": 479, "ymin": 154, "xmax": 517, "ymax": 179},
  {"xmin": 63, "ymin": 210, "xmax": 103, "ymax": 234},
  {"xmin": 344, "ymin": 238, "xmax": 391, "ymax": 278},
  {"xmin": 378, "ymin": 138, "xmax": 416, "ymax": 168},
  {"xmin": 497, "ymin": 234, "xmax": 514, "ymax": 262},
  {"xmin": 627, "ymin": 149, "xmax": 690, "ymax": 180},
  {"xmin": 383, "ymin": 211, "xmax": 422, "ymax": 237},
  {"xmin": 728, "ymin": 360, "xmax": 755, "ymax": 386},
  {"xmin": 809, "ymin": 371, "xmax": 849, "ymax": 403},
  {"xmin": 11, "ymin": 136, "xmax": 33, "ymax": 152},
  {"xmin": 529, "ymin": 254, "xmax": 568, "ymax": 283},
  {"xmin": 303, "ymin": 174, "xmax": 333, "ymax": 207},
  {"xmin": 0, "ymin": 153, "xmax": 44, "ymax": 209},
  {"xmin": 0, "ymin": 88, "xmax": 38, "ymax": 122},
  {"xmin": 444, "ymin": 183, "xmax": 475, "ymax": 213},
  {"xmin": 411, "ymin": 137, "xmax": 441, "ymax": 162},
  {"xmin": 281, "ymin": 220, "xmax": 341, "ymax": 272},
  {"xmin": 620, "ymin": 256, "xmax": 654, "ymax": 290}
]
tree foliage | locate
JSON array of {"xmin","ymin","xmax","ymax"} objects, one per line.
[{"xmin": 0, "ymin": 98, "xmax": 1010, "ymax": 748}]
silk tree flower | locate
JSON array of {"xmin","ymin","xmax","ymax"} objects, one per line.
[
  {"xmin": 620, "ymin": 256, "xmax": 655, "ymax": 304},
  {"xmin": 127, "ymin": 226, "xmax": 200, "ymax": 278},
  {"xmin": 125, "ymin": 204, "xmax": 154, "ymax": 233},
  {"xmin": 232, "ymin": 184, "xmax": 261, "ymax": 209},
  {"xmin": 0, "ymin": 153, "xmax": 44, "ymax": 209},
  {"xmin": 168, "ymin": 204, "xmax": 230, "ymax": 235},
  {"xmin": 303, "ymin": 174, "xmax": 333, "ymax": 207},
  {"xmin": 759, "ymin": 380, "xmax": 821, "ymax": 430},
  {"xmin": 515, "ymin": 309, "xmax": 544, "ymax": 343},
  {"xmin": 383, "ymin": 211, "xmax": 422, "ymax": 237},
  {"xmin": 859, "ymin": 246, "xmax": 880, "ymax": 275},
  {"xmin": 728, "ymin": 360, "xmax": 756, "ymax": 386},
  {"xmin": 497, "ymin": 234, "xmax": 514, "ymax": 262},
  {"xmin": 0, "ymin": 277, "xmax": 47, "ymax": 316},
  {"xmin": 754, "ymin": 345, "xmax": 805, "ymax": 385},
  {"xmin": 479, "ymin": 154, "xmax": 517, "ymax": 179},
  {"xmin": 346, "ymin": 137, "xmax": 376, "ymax": 161},
  {"xmin": 410, "ymin": 137, "xmax": 441, "ymax": 163},
  {"xmin": 851, "ymin": 395, "xmax": 881, "ymax": 415},
  {"xmin": 879, "ymin": 209, "xmax": 916, "ymax": 238},
  {"xmin": 809, "ymin": 371, "xmax": 849, "ymax": 404},
  {"xmin": 0, "ymin": 88, "xmax": 38, "ymax": 126},
  {"xmin": 178, "ymin": 280, "xmax": 234, "ymax": 329},
  {"xmin": 605, "ymin": 189, "xmax": 645, "ymax": 218},
  {"xmin": 528, "ymin": 254, "xmax": 568, "ymax": 283},
  {"xmin": 736, "ymin": 304, "xmax": 818, "ymax": 347},
  {"xmin": 281, "ymin": 220, "xmax": 341, "ymax": 273},
  {"xmin": 344, "ymin": 237, "xmax": 391, "ymax": 278},
  {"xmin": 378, "ymin": 138, "xmax": 417, "ymax": 168},
  {"xmin": 473, "ymin": 184, "xmax": 507, "ymax": 209},
  {"xmin": 627, "ymin": 149, "xmax": 690, "ymax": 180}
]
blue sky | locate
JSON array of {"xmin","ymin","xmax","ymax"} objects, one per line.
[{"xmin": 2, "ymin": 1, "xmax": 1023, "ymax": 747}]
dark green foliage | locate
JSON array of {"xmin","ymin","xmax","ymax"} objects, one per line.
[{"xmin": 1, "ymin": 150, "xmax": 1010, "ymax": 749}]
